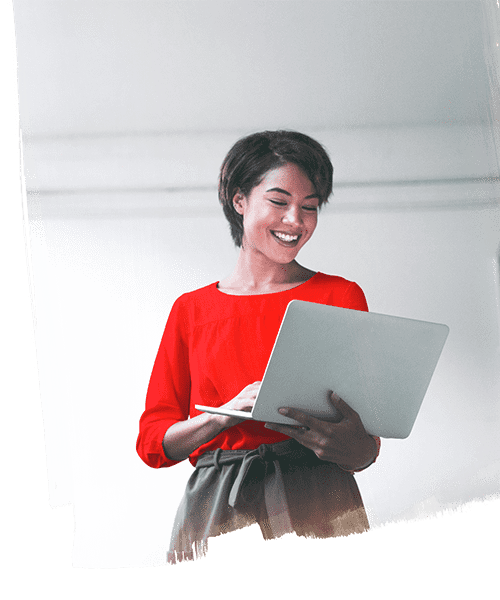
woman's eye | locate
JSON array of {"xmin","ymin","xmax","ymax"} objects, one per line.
[{"xmin": 268, "ymin": 199, "xmax": 317, "ymax": 212}]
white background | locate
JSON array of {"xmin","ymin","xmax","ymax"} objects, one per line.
[{"xmin": 14, "ymin": 0, "xmax": 500, "ymax": 568}]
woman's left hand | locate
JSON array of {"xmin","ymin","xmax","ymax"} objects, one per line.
[{"xmin": 265, "ymin": 392, "xmax": 378, "ymax": 471}]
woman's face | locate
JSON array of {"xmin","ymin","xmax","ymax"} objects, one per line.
[{"xmin": 234, "ymin": 162, "xmax": 319, "ymax": 265}]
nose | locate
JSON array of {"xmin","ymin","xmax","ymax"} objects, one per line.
[{"xmin": 282, "ymin": 204, "xmax": 302, "ymax": 227}]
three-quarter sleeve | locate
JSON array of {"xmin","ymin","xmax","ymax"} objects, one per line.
[{"xmin": 136, "ymin": 297, "xmax": 191, "ymax": 468}]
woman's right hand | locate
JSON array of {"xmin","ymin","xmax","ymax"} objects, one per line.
[
  {"xmin": 162, "ymin": 381, "xmax": 261, "ymax": 461},
  {"xmin": 215, "ymin": 381, "xmax": 261, "ymax": 429}
]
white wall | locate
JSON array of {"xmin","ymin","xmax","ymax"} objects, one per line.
[
  {"xmin": 26, "ymin": 138, "xmax": 500, "ymax": 566},
  {"xmin": 14, "ymin": 0, "xmax": 491, "ymax": 135},
  {"xmin": 15, "ymin": 0, "xmax": 500, "ymax": 568}
]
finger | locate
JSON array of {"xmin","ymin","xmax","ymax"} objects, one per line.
[
  {"xmin": 277, "ymin": 407, "xmax": 325, "ymax": 430},
  {"xmin": 243, "ymin": 382, "xmax": 260, "ymax": 392},
  {"xmin": 329, "ymin": 392, "xmax": 361, "ymax": 422},
  {"xmin": 265, "ymin": 423, "xmax": 328, "ymax": 460},
  {"xmin": 242, "ymin": 385, "xmax": 260, "ymax": 398},
  {"xmin": 264, "ymin": 423, "xmax": 311, "ymax": 441},
  {"xmin": 330, "ymin": 393, "xmax": 368, "ymax": 436}
]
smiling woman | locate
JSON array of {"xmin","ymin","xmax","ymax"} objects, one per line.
[
  {"xmin": 221, "ymin": 163, "xmax": 320, "ymax": 294},
  {"xmin": 136, "ymin": 130, "xmax": 380, "ymax": 564},
  {"xmin": 219, "ymin": 130, "xmax": 332, "ymax": 248},
  {"xmin": 217, "ymin": 131, "xmax": 331, "ymax": 295}
]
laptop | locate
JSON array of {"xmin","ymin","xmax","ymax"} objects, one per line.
[{"xmin": 195, "ymin": 300, "xmax": 449, "ymax": 439}]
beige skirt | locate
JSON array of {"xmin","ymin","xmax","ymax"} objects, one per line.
[{"xmin": 167, "ymin": 439, "xmax": 369, "ymax": 564}]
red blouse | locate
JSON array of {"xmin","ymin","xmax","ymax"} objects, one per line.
[{"xmin": 137, "ymin": 272, "xmax": 374, "ymax": 469}]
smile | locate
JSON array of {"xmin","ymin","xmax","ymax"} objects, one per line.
[{"xmin": 271, "ymin": 231, "xmax": 301, "ymax": 245}]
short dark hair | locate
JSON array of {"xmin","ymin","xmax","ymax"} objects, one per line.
[{"xmin": 218, "ymin": 130, "xmax": 333, "ymax": 247}]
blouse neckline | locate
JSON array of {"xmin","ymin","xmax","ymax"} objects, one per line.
[{"xmin": 214, "ymin": 271, "xmax": 321, "ymax": 298}]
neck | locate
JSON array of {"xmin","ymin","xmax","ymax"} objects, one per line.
[{"xmin": 219, "ymin": 248, "xmax": 314, "ymax": 294}]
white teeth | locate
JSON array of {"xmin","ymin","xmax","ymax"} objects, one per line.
[{"xmin": 274, "ymin": 232, "xmax": 299, "ymax": 243}]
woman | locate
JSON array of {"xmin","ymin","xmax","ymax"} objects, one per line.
[{"xmin": 137, "ymin": 130, "xmax": 380, "ymax": 564}]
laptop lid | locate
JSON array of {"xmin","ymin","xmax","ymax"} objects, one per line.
[{"xmin": 248, "ymin": 300, "xmax": 449, "ymax": 438}]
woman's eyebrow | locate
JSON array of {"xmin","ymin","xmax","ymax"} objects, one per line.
[{"xmin": 266, "ymin": 187, "xmax": 319, "ymax": 199}]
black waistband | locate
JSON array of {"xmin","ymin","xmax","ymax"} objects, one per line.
[{"xmin": 195, "ymin": 438, "xmax": 313, "ymax": 470}]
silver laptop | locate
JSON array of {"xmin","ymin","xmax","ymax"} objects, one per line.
[{"xmin": 196, "ymin": 300, "xmax": 449, "ymax": 439}]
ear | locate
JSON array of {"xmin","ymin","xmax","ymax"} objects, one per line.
[{"xmin": 233, "ymin": 191, "xmax": 246, "ymax": 215}]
